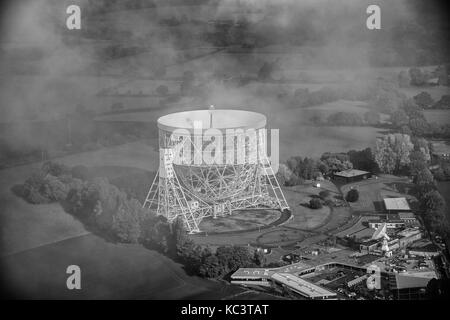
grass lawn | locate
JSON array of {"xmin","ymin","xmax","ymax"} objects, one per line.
[
  {"xmin": 423, "ymin": 110, "xmax": 450, "ymax": 126},
  {"xmin": 0, "ymin": 233, "xmax": 243, "ymax": 299},
  {"xmin": 199, "ymin": 210, "xmax": 281, "ymax": 233},
  {"xmin": 283, "ymin": 184, "xmax": 331, "ymax": 230},
  {"xmin": 398, "ymin": 85, "xmax": 449, "ymax": 100},
  {"xmin": 340, "ymin": 175, "xmax": 414, "ymax": 213},
  {"xmin": 302, "ymin": 100, "xmax": 390, "ymax": 124}
]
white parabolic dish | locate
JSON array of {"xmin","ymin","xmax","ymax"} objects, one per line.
[{"xmin": 158, "ymin": 109, "xmax": 267, "ymax": 133}]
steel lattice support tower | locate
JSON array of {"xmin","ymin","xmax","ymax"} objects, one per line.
[{"xmin": 142, "ymin": 109, "xmax": 289, "ymax": 233}]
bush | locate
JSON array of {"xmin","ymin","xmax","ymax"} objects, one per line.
[
  {"xmin": 285, "ymin": 175, "xmax": 304, "ymax": 186},
  {"xmin": 156, "ymin": 85, "xmax": 169, "ymax": 96},
  {"xmin": 309, "ymin": 198, "xmax": 323, "ymax": 209},
  {"xmin": 112, "ymin": 199, "xmax": 143, "ymax": 243},
  {"xmin": 346, "ymin": 189, "xmax": 359, "ymax": 202},
  {"xmin": 71, "ymin": 165, "xmax": 91, "ymax": 181},
  {"xmin": 41, "ymin": 161, "xmax": 70, "ymax": 177},
  {"xmin": 22, "ymin": 184, "xmax": 49, "ymax": 204},
  {"xmin": 39, "ymin": 175, "xmax": 68, "ymax": 201},
  {"xmin": 319, "ymin": 190, "xmax": 330, "ymax": 199}
]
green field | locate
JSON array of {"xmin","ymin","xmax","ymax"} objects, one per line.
[
  {"xmin": 423, "ymin": 110, "xmax": 450, "ymax": 126},
  {"xmin": 199, "ymin": 209, "xmax": 281, "ymax": 233}
]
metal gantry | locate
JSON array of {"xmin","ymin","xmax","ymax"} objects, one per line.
[{"xmin": 142, "ymin": 122, "xmax": 289, "ymax": 234}]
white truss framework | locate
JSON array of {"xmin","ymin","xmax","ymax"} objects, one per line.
[{"xmin": 142, "ymin": 127, "xmax": 290, "ymax": 234}]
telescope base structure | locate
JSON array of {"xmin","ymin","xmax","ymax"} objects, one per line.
[{"xmin": 142, "ymin": 161, "xmax": 290, "ymax": 234}]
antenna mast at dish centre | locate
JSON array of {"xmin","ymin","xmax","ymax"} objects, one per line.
[{"xmin": 143, "ymin": 106, "xmax": 289, "ymax": 233}]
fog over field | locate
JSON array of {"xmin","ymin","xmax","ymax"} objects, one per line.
[{"xmin": 0, "ymin": 0, "xmax": 449, "ymax": 300}]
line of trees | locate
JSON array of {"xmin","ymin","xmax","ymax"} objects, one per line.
[
  {"xmin": 278, "ymin": 149, "xmax": 379, "ymax": 187},
  {"xmin": 15, "ymin": 161, "xmax": 265, "ymax": 278}
]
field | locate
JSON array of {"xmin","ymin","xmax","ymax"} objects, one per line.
[
  {"xmin": 301, "ymin": 100, "xmax": 390, "ymax": 124},
  {"xmin": 340, "ymin": 175, "xmax": 415, "ymax": 213},
  {"xmin": 398, "ymin": 86, "xmax": 449, "ymax": 100},
  {"xmin": 1, "ymin": 233, "xmax": 247, "ymax": 299},
  {"xmin": 199, "ymin": 209, "xmax": 281, "ymax": 233},
  {"xmin": 423, "ymin": 110, "xmax": 450, "ymax": 126}
]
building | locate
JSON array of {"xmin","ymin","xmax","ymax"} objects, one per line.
[
  {"xmin": 333, "ymin": 169, "xmax": 371, "ymax": 183},
  {"xmin": 360, "ymin": 228, "xmax": 422, "ymax": 254},
  {"xmin": 231, "ymin": 262, "xmax": 369, "ymax": 299},
  {"xmin": 229, "ymin": 268, "xmax": 272, "ymax": 287},
  {"xmin": 388, "ymin": 271, "xmax": 437, "ymax": 299},
  {"xmin": 270, "ymin": 273, "xmax": 337, "ymax": 300},
  {"xmin": 409, "ymin": 240, "xmax": 440, "ymax": 258},
  {"xmin": 368, "ymin": 218, "xmax": 405, "ymax": 230},
  {"xmin": 397, "ymin": 228, "xmax": 422, "ymax": 248},
  {"xmin": 430, "ymin": 141, "xmax": 450, "ymax": 161},
  {"xmin": 383, "ymin": 197, "xmax": 411, "ymax": 214},
  {"xmin": 397, "ymin": 212, "xmax": 419, "ymax": 227}
]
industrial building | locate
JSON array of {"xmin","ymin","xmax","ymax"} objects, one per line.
[
  {"xmin": 383, "ymin": 197, "xmax": 411, "ymax": 213},
  {"xmin": 333, "ymin": 169, "xmax": 371, "ymax": 183}
]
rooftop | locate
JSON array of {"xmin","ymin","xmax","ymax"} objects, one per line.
[
  {"xmin": 398, "ymin": 212, "xmax": 416, "ymax": 220},
  {"xmin": 384, "ymin": 198, "xmax": 410, "ymax": 211},
  {"xmin": 397, "ymin": 228, "xmax": 421, "ymax": 238},
  {"xmin": 334, "ymin": 169, "xmax": 370, "ymax": 178},
  {"xmin": 394, "ymin": 272, "xmax": 437, "ymax": 289},
  {"xmin": 431, "ymin": 141, "xmax": 450, "ymax": 155},
  {"xmin": 231, "ymin": 268, "xmax": 272, "ymax": 279},
  {"xmin": 270, "ymin": 273, "xmax": 336, "ymax": 298}
]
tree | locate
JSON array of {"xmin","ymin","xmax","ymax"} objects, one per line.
[
  {"xmin": 413, "ymin": 92, "xmax": 434, "ymax": 109},
  {"xmin": 408, "ymin": 150, "xmax": 427, "ymax": 176},
  {"xmin": 71, "ymin": 165, "xmax": 91, "ymax": 181},
  {"xmin": 433, "ymin": 95, "xmax": 450, "ymax": 109},
  {"xmin": 374, "ymin": 134, "xmax": 414, "ymax": 173},
  {"xmin": 436, "ymin": 65, "xmax": 449, "ymax": 86},
  {"xmin": 347, "ymin": 148, "xmax": 379, "ymax": 173},
  {"xmin": 327, "ymin": 112, "xmax": 364, "ymax": 126},
  {"xmin": 346, "ymin": 189, "xmax": 359, "ymax": 202},
  {"xmin": 309, "ymin": 198, "xmax": 322, "ymax": 209},
  {"xmin": 426, "ymin": 278, "xmax": 450, "ymax": 300},
  {"xmin": 257, "ymin": 60, "xmax": 280, "ymax": 81},
  {"xmin": 253, "ymin": 249, "xmax": 266, "ymax": 266},
  {"xmin": 421, "ymin": 190, "xmax": 445, "ymax": 212},
  {"xmin": 216, "ymin": 246, "xmax": 252, "ymax": 274},
  {"xmin": 409, "ymin": 67, "xmax": 426, "ymax": 86},
  {"xmin": 180, "ymin": 71, "xmax": 195, "ymax": 94},
  {"xmin": 41, "ymin": 161, "xmax": 70, "ymax": 177},
  {"xmin": 364, "ymin": 111, "xmax": 381, "ymax": 126},
  {"xmin": 409, "ymin": 117, "xmax": 431, "ymax": 137},
  {"xmin": 319, "ymin": 190, "xmax": 330, "ymax": 199},
  {"xmin": 321, "ymin": 157, "xmax": 353, "ymax": 174},
  {"xmin": 156, "ymin": 85, "xmax": 169, "ymax": 96},
  {"xmin": 111, "ymin": 102, "xmax": 124, "ymax": 111},
  {"xmin": 112, "ymin": 199, "xmax": 142, "ymax": 243},
  {"xmin": 276, "ymin": 163, "xmax": 294, "ymax": 186},
  {"xmin": 390, "ymin": 109, "xmax": 409, "ymax": 128},
  {"xmin": 398, "ymin": 70, "xmax": 411, "ymax": 88},
  {"xmin": 198, "ymin": 254, "xmax": 223, "ymax": 278},
  {"xmin": 40, "ymin": 175, "xmax": 68, "ymax": 202}
]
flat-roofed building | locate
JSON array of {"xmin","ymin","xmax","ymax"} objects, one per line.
[
  {"xmin": 270, "ymin": 273, "xmax": 337, "ymax": 300},
  {"xmin": 230, "ymin": 268, "xmax": 272, "ymax": 287},
  {"xmin": 333, "ymin": 169, "xmax": 371, "ymax": 183},
  {"xmin": 368, "ymin": 219, "xmax": 405, "ymax": 230},
  {"xmin": 431, "ymin": 140, "xmax": 450, "ymax": 161},
  {"xmin": 384, "ymin": 197, "xmax": 411, "ymax": 213},
  {"xmin": 397, "ymin": 212, "xmax": 419, "ymax": 226},
  {"xmin": 409, "ymin": 240, "xmax": 440, "ymax": 257},
  {"xmin": 398, "ymin": 228, "xmax": 422, "ymax": 248}
]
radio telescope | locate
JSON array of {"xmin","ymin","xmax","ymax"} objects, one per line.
[{"xmin": 142, "ymin": 108, "xmax": 289, "ymax": 233}]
